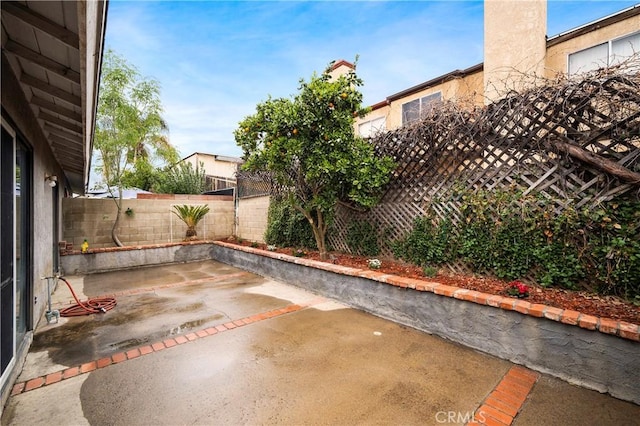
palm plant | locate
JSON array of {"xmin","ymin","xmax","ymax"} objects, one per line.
[{"xmin": 172, "ymin": 204, "xmax": 210, "ymax": 240}]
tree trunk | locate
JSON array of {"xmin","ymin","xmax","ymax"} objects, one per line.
[
  {"xmin": 296, "ymin": 205, "xmax": 329, "ymax": 261},
  {"xmin": 547, "ymin": 138, "xmax": 640, "ymax": 185},
  {"xmin": 316, "ymin": 225, "xmax": 327, "ymax": 260},
  {"xmin": 111, "ymin": 205, "xmax": 123, "ymax": 247},
  {"xmin": 185, "ymin": 226, "xmax": 197, "ymax": 240}
]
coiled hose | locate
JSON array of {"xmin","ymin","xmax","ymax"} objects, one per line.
[{"xmin": 58, "ymin": 276, "xmax": 117, "ymax": 317}]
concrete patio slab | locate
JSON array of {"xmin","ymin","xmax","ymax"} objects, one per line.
[{"xmin": 2, "ymin": 260, "xmax": 638, "ymax": 425}]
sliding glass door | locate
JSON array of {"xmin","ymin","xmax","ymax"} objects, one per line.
[
  {"xmin": 0, "ymin": 125, "xmax": 14, "ymax": 380},
  {"xmin": 1, "ymin": 121, "xmax": 31, "ymax": 384}
]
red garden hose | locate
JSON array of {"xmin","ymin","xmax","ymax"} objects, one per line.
[{"xmin": 58, "ymin": 276, "xmax": 117, "ymax": 317}]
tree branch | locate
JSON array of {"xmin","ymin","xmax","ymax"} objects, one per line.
[{"xmin": 546, "ymin": 138, "xmax": 640, "ymax": 186}]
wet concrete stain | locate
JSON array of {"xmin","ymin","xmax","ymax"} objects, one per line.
[
  {"xmin": 80, "ymin": 260, "xmax": 241, "ymax": 295},
  {"xmin": 77, "ymin": 304, "xmax": 509, "ymax": 425},
  {"xmin": 32, "ymin": 262, "xmax": 293, "ymax": 368},
  {"xmin": 107, "ymin": 313, "xmax": 225, "ymax": 352}
]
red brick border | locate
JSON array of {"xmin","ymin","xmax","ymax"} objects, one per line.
[
  {"xmin": 10, "ymin": 298, "xmax": 324, "ymax": 397},
  {"xmin": 215, "ymin": 242, "xmax": 640, "ymax": 342},
  {"xmin": 467, "ymin": 366, "xmax": 539, "ymax": 425}
]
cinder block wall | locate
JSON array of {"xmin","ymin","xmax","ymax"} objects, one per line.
[
  {"xmin": 63, "ymin": 194, "xmax": 234, "ymax": 249},
  {"xmin": 237, "ymin": 195, "xmax": 270, "ymax": 243}
]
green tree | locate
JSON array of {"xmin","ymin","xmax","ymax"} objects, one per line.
[
  {"xmin": 235, "ymin": 60, "xmax": 395, "ymax": 260},
  {"xmin": 94, "ymin": 49, "xmax": 177, "ymax": 246},
  {"xmin": 153, "ymin": 162, "xmax": 206, "ymax": 194}
]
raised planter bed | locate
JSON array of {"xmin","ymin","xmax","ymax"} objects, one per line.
[
  {"xmin": 61, "ymin": 241, "xmax": 217, "ymax": 275},
  {"xmin": 211, "ymin": 241, "xmax": 640, "ymax": 405}
]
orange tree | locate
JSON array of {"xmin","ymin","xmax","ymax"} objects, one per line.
[{"xmin": 234, "ymin": 61, "xmax": 395, "ymax": 260}]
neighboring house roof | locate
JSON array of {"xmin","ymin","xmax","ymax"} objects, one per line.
[
  {"xmin": 547, "ymin": 3, "xmax": 640, "ymax": 47},
  {"xmin": 386, "ymin": 63, "xmax": 483, "ymax": 102},
  {"xmin": 181, "ymin": 152, "xmax": 244, "ymax": 164},
  {"xmin": 87, "ymin": 186, "xmax": 152, "ymax": 199},
  {"xmin": 366, "ymin": 4, "xmax": 639, "ymax": 109},
  {"xmin": 330, "ymin": 59, "xmax": 355, "ymax": 72},
  {"xmin": 1, "ymin": 1, "xmax": 108, "ymax": 194}
]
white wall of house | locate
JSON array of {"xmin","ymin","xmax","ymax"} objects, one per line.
[{"xmin": 183, "ymin": 153, "xmax": 241, "ymax": 179}]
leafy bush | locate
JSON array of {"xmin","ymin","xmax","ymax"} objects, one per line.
[
  {"xmin": 423, "ymin": 265, "xmax": 438, "ymax": 278},
  {"xmin": 346, "ymin": 220, "xmax": 380, "ymax": 256},
  {"xmin": 264, "ymin": 197, "xmax": 316, "ymax": 249},
  {"xmin": 580, "ymin": 200, "xmax": 640, "ymax": 298},
  {"xmin": 154, "ymin": 162, "xmax": 206, "ymax": 194},
  {"xmin": 392, "ymin": 188, "xmax": 639, "ymax": 299},
  {"xmin": 392, "ymin": 216, "xmax": 456, "ymax": 266}
]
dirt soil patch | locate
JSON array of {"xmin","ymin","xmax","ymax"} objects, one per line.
[{"xmin": 226, "ymin": 240, "xmax": 640, "ymax": 325}]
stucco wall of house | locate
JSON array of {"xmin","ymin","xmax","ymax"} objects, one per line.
[
  {"xmin": 484, "ymin": 0, "xmax": 547, "ymax": 103},
  {"xmin": 185, "ymin": 154, "xmax": 238, "ymax": 178},
  {"xmin": 2, "ymin": 54, "xmax": 65, "ymax": 330},
  {"xmin": 545, "ymin": 16, "xmax": 640, "ymax": 78},
  {"xmin": 384, "ymin": 74, "xmax": 484, "ymax": 130},
  {"xmin": 1, "ymin": 50, "xmax": 70, "ymax": 410},
  {"xmin": 236, "ymin": 195, "xmax": 270, "ymax": 243},
  {"xmin": 62, "ymin": 195, "xmax": 234, "ymax": 249}
]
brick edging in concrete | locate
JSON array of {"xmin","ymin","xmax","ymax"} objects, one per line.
[
  {"xmin": 468, "ymin": 366, "xmax": 540, "ymax": 425},
  {"xmin": 214, "ymin": 242, "xmax": 639, "ymax": 342},
  {"xmin": 11, "ymin": 298, "xmax": 325, "ymax": 397}
]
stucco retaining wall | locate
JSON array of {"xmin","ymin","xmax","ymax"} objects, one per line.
[
  {"xmin": 210, "ymin": 242, "xmax": 640, "ymax": 405},
  {"xmin": 61, "ymin": 242, "xmax": 216, "ymax": 275}
]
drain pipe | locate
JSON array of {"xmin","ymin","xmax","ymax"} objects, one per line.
[{"xmin": 42, "ymin": 276, "xmax": 60, "ymax": 324}]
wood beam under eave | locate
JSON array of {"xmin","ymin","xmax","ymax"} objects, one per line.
[
  {"xmin": 49, "ymin": 143, "xmax": 83, "ymax": 163},
  {"xmin": 20, "ymin": 73, "xmax": 81, "ymax": 106},
  {"xmin": 1, "ymin": 2, "xmax": 80, "ymax": 49},
  {"xmin": 49, "ymin": 134, "xmax": 83, "ymax": 152},
  {"xmin": 31, "ymin": 96, "xmax": 82, "ymax": 122},
  {"xmin": 43, "ymin": 123, "xmax": 83, "ymax": 143},
  {"xmin": 52, "ymin": 147, "xmax": 84, "ymax": 163},
  {"xmin": 5, "ymin": 40, "xmax": 81, "ymax": 84},
  {"xmin": 56, "ymin": 159, "xmax": 84, "ymax": 174},
  {"xmin": 50, "ymin": 142, "xmax": 85, "ymax": 165},
  {"xmin": 39, "ymin": 111, "xmax": 82, "ymax": 134}
]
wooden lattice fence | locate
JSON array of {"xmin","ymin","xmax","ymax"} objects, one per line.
[
  {"xmin": 236, "ymin": 68, "xmax": 640, "ymax": 277},
  {"xmin": 328, "ymin": 70, "xmax": 640, "ymax": 267}
]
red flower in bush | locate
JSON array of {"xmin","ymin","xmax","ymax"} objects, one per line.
[{"xmin": 507, "ymin": 281, "xmax": 529, "ymax": 298}]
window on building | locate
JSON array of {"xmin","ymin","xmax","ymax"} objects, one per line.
[
  {"xmin": 568, "ymin": 31, "xmax": 640, "ymax": 75},
  {"xmin": 401, "ymin": 92, "xmax": 442, "ymax": 125},
  {"xmin": 358, "ymin": 117, "xmax": 386, "ymax": 138},
  {"xmin": 611, "ymin": 32, "xmax": 640, "ymax": 66}
]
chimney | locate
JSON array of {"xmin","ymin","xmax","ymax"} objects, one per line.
[
  {"xmin": 483, "ymin": 0, "xmax": 547, "ymax": 103},
  {"xmin": 328, "ymin": 59, "xmax": 355, "ymax": 81}
]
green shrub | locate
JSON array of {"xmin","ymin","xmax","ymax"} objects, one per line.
[
  {"xmin": 580, "ymin": 200, "xmax": 640, "ymax": 298},
  {"xmin": 154, "ymin": 162, "xmax": 206, "ymax": 194},
  {"xmin": 392, "ymin": 216, "xmax": 456, "ymax": 266},
  {"xmin": 264, "ymin": 197, "xmax": 316, "ymax": 249},
  {"xmin": 346, "ymin": 220, "xmax": 380, "ymax": 256},
  {"xmin": 392, "ymin": 188, "xmax": 639, "ymax": 299},
  {"xmin": 423, "ymin": 265, "xmax": 438, "ymax": 278}
]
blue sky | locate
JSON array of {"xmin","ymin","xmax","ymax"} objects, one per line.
[{"xmin": 104, "ymin": 0, "xmax": 639, "ymax": 159}]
